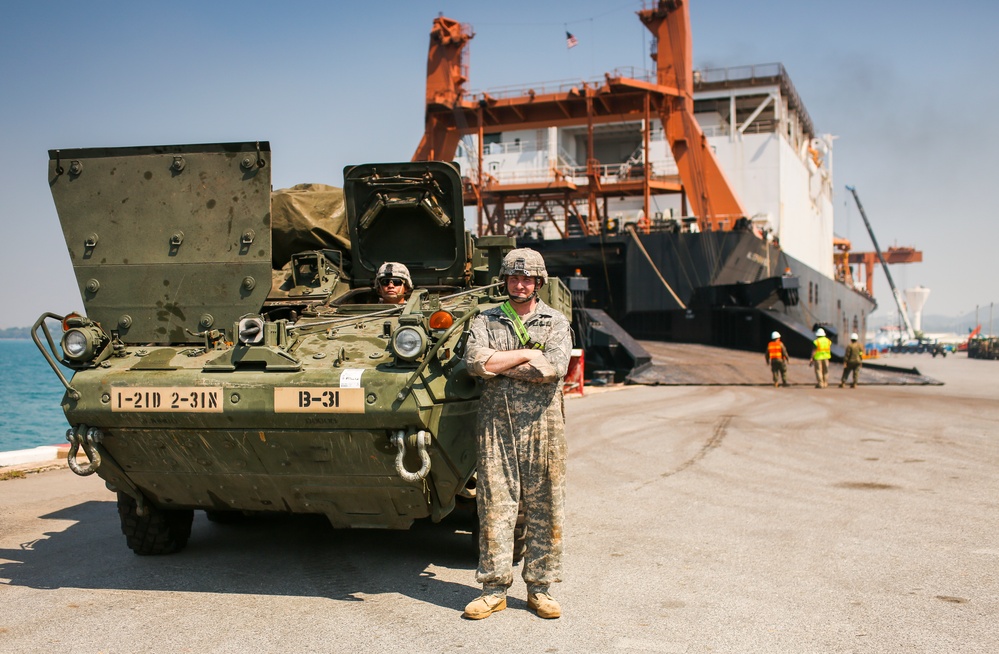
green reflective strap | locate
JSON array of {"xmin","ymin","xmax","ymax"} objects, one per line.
[{"xmin": 500, "ymin": 301, "xmax": 544, "ymax": 350}]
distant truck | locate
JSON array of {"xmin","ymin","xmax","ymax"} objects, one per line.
[{"xmin": 889, "ymin": 338, "xmax": 947, "ymax": 356}]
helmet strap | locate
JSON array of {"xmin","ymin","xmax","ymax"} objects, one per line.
[
  {"xmin": 508, "ymin": 291, "xmax": 537, "ymax": 304},
  {"xmin": 505, "ymin": 276, "xmax": 541, "ymax": 304}
]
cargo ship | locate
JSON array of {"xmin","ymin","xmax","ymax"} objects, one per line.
[{"xmin": 411, "ymin": 1, "xmax": 878, "ymax": 369}]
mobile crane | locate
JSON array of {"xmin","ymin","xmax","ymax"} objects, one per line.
[{"xmin": 847, "ymin": 185, "xmax": 931, "ymax": 352}]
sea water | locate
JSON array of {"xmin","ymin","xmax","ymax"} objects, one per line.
[{"xmin": 0, "ymin": 340, "xmax": 72, "ymax": 452}]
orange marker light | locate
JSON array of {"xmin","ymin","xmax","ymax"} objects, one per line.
[
  {"xmin": 62, "ymin": 312, "xmax": 83, "ymax": 331},
  {"xmin": 429, "ymin": 311, "xmax": 454, "ymax": 330}
]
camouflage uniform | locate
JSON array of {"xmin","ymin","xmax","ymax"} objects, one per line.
[
  {"xmin": 840, "ymin": 341, "xmax": 864, "ymax": 387},
  {"xmin": 465, "ymin": 299, "xmax": 572, "ymax": 596}
]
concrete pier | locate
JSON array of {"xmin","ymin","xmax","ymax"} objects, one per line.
[{"xmin": 0, "ymin": 354, "xmax": 995, "ymax": 653}]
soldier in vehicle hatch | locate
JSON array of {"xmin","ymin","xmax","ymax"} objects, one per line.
[
  {"xmin": 461, "ymin": 248, "xmax": 573, "ymax": 621},
  {"xmin": 374, "ymin": 261, "xmax": 412, "ymax": 305}
]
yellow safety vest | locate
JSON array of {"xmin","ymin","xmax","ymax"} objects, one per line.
[{"xmin": 813, "ymin": 336, "xmax": 832, "ymax": 360}]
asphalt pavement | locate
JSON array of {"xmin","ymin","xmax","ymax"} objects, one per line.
[{"xmin": 0, "ymin": 353, "xmax": 995, "ymax": 653}]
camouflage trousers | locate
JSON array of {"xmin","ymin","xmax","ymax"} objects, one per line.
[
  {"xmin": 770, "ymin": 359, "xmax": 788, "ymax": 385},
  {"xmin": 841, "ymin": 362, "xmax": 861, "ymax": 386},
  {"xmin": 475, "ymin": 387, "xmax": 567, "ymax": 594}
]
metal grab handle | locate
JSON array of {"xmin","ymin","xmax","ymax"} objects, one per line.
[
  {"xmin": 392, "ymin": 430, "xmax": 431, "ymax": 482},
  {"xmin": 66, "ymin": 425, "xmax": 102, "ymax": 476},
  {"xmin": 32, "ymin": 312, "xmax": 80, "ymax": 400}
]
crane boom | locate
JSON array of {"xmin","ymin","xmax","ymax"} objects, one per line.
[{"xmin": 846, "ymin": 185, "xmax": 915, "ymax": 340}]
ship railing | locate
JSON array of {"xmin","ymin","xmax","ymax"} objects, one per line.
[
  {"xmin": 465, "ymin": 66, "xmax": 655, "ymax": 102},
  {"xmin": 693, "ymin": 62, "xmax": 814, "ymax": 139},
  {"xmin": 695, "ymin": 63, "xmax": 784, "ymax": 85},
  {"xmin": 700, "ymin": 121, "xmax": 778, "ymax": 137},
  {"xmin": 464, "ymin": 63, "xmax": 813, "ymax": 135},
  {"xmin": 476, "ymin": 159, "xmax": 679, "ymax": 187}
]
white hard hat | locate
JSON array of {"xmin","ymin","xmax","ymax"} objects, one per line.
[
  {"xmin": 851, "ymin": 332, "xmax": 859, "ymax": 340},
  {"xmin": 815, "ymin": 328, "xmax": 826, "ymax": 337},
  {"xmin": 771, "ymin": 331, "xmax": 780, "ymax": 339}
]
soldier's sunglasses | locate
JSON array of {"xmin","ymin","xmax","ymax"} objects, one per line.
[{"xmin": 379, "ymin": 277, "xmax": 404, "ymax": 287}]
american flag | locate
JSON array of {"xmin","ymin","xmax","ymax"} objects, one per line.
[{"xmin": 566, "ymin": 31, "xmax": 578, "ymax": 49}]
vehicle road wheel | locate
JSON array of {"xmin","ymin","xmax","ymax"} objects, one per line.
[{"xmin": 116, "ymin": 492, "xmax": 194, "ymax": 555}]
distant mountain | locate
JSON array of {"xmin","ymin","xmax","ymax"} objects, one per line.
[
  {"xmin": 872, "ymin": 302, "xmax": 999, "ymax": 335},
  {"xmin": 0, "ymin": 327, "xmax": 30, "ymax": 339}
]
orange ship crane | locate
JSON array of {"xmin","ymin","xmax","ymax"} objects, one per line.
[
  {"xmin": 412, "ymin": 0, "xmax": 747, "ymax": 236},
  {"xmin": 834, "ymin": 244, "xmax": 923, "ymax": 297}
]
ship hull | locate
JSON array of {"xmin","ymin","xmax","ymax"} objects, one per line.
[{"xmin": 523, "ymin": 227, "xmax": 876, "ymax": 360}]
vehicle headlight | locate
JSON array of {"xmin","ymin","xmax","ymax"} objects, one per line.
[
  {"xmin": 392, "ymin": 326, "xmax": 427, "ymax": 361},
  {"xmin": 61, "ymin": 326, "xmax": 104, "ymax": 362}
]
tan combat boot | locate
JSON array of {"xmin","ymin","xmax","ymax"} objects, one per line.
[
  {"xmin": 463, "ymin": 594, "xmax": 506, "ymax": 620},
  {"xmin": 527, "ymin": 592, "xmax": 561, "ymax": 619}
]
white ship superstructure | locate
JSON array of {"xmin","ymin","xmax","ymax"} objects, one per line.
[{"xmin": 454, "ymin": 63, "xmax": 835, "ymax": 279}]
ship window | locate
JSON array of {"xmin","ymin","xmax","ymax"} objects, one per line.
[{"xmin": 808, "ymin": 282, "xmax": 813, "ymax": 304}]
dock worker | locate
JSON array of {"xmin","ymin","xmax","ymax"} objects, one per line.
[
  {"xmin": 840, "ymin": 332, "xmax": 864, "ymax": 388},
  {"xmin": 811, "ymin": 328, "xmax": 832, "ymax": 388},
  {"xmin": 374, "ymin": 262, "xmax": 412, "ymax": 305},
  {"xmin": 462, "ymin": 247, "xmax": 573, "ymax": 620},
  {"xmin": 765, "ymin": 331, "xmax": 790, "ymax": 387}
]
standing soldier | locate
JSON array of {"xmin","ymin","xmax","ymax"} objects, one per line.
[
  {"xmin": 765, "ymin": 331, "xmax": 790, "ymax": 387},
  {"xmin": 462, "ymin": 248, "xmax": 573, "ymax": 620},
  {"xmin": 811, "ymin": 328, "xmax": 832, "ymax": 388},
  {"xmin": 840, "ymin": 332, "xmax": 864, "ymax": 388}
]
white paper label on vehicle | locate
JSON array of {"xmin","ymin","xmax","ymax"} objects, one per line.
[{"xmin": 339, "ymin": 368, "xmax": 364, "ymax": 388}]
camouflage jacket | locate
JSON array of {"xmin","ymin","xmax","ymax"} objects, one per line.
[{"xmin": 465, "ymin": 300, "xmax": 572, "ymax": 388}]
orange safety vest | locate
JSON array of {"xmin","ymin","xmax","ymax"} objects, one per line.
[{"xmin": 767, "ymin": 340, "xmax": 784, "ymax": 360}]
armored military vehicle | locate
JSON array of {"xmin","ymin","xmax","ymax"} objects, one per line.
[{"xmin": 33, "ymin": 142, "xmax": 570, "ymax": 554}]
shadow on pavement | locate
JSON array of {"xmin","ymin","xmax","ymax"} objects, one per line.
[{"xmin": 0, "ymin": 499, "xmax": 478, "ymax": 611}]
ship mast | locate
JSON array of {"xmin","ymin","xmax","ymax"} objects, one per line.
[{"xmin": 412, "ymin": 0, "xmax": 747, "ymax": 236}]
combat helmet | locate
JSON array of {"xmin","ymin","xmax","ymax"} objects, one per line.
[
  {"xmin": 376, "ymin": 261, "xmax": 413, "ymax": 290},
  {"xmin": 499, "ymin": 248, "xmax": 548, "ymax": 286}
]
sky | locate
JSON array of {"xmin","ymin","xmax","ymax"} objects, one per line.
[{"xmin": 2, "ymin": 0, "xmax": 996, "ymax": 329}]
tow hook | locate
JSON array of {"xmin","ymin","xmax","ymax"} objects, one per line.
[
  {"xmin": 66, "ymin": 424, "xmax": 102, "ymax": 476},
  {"xmin": 392, "ymin": 430, "xmax": 431, "ymax": 482}
]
